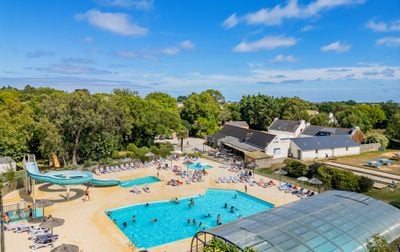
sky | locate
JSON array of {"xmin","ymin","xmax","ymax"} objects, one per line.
[{"xmin": 0, "ymin": 0, "xmax": 399, "ymax": 102}]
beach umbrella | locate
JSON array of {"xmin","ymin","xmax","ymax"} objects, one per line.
[
  {"xmin": 35, "ymin": 199, "xmax": 53, "ymax": 219},
  {"xmin": 309, "ymin": 177, "xmax": 323, "ymax": 193},
  {"xmin": 50, "ymin": 244, "xmax": 79, "ymax": 252},
  {"xmin": 297, "ymin": 176, "xmax": 309, "ymax": 188},
  {"xmin": 145, "ymin": 152, "xmax": 155, "ymax": 157},
  {"xmin": 274, "ymin": 169, "xmax": 288, "ymax": 186},
  {"xmin": 183, "ymin": 160, "xmax": 194, "ymax": 165},
  {"xmin": 40, "ymin": 217, "xmax": 65, "ymax": 234}
]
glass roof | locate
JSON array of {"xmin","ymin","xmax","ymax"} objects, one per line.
[{"xmin": 201, "ymin": 191, "xmax": 400, "ymax": 251}]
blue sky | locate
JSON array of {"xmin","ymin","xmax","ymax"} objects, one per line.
[{"xmin": 0, "ymin": 0, "xmax": 399, "ymax": 101}]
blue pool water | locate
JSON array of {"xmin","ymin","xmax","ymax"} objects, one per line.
[
  {"xmin": 120, "ymin": 176, "xmax": 160, "ymax": 188},
  {"xmin": 186, "ymin": 162, "xmax": 213, "ymax": 170},
  {"xmin": 106, "ymin": 188, "xmax": 273, "ymax": 248}
]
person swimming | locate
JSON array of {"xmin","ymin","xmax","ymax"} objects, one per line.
[
  {"xmin": 198, "ymin": 222, "xmax": 202, "ymax": 228},
  {"xmin": 145, "ymin": 203, "xmax": 150, "ymax": 207},
  {"xmin": 132, "ymin": 215, "xmax": 136, "ymax": 222},
  {"xmin": 203, "ymin": 213, "xmax": 211, "ymax": 218},
  {"xmin": 187, "ymin": 218, "xmax": 191, "ymax": 224},
  {"xmin": 234, "ymin": 194, "xmax": 237, "ymax": 199},
  {"xmin": 193, "ymin": 219, "xmax": 196, "ymax": 225},
  {"xmin": 151, "ymin": 218, "xmax": 158, "ymax": 223},
  {"xmin": 230, "ymin": 206, "xmax": 235, "ymax": 213},
  {"xmin": 224, "ymin": 203, "xmax": 227, "ymax": 208},
  {"xmin": 123, "ymin": 222, "xmax": 127, "ymax": 228}
]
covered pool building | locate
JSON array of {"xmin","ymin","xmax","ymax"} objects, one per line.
[{"xmin": 190, "ymin": 190, "xmax": 400, "ymax": 251}]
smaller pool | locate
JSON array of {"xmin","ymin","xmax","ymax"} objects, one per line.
[
  {"xmin": 120, "ymin": 176, "xmax": 160, "ymax": 188},
  {"xmin": 186, "ymin": 162, "xmax": 213, "ymax": 170}
]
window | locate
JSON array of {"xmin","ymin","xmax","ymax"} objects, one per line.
[{"xmin": 273, "ymin": 148, "xmax": 281, "ymax": 155}]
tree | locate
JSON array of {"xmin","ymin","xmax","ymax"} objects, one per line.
[
  {"xmin": 180, "ymin": 92, "xmax": 221, "ymax": 136},
  {"xmin": 364, "ymin": 133, "xmax": 389, "ymax": 149},
  {"xmin": 0, "ymin": 89, "xmax": 35, "ymax": 160},
  {"xmin": 284, "ymin": 159, "xmax": 308, "ymax": 177},
  {"xmin": 310, "ymin": 112, "xmax": 331, "ymax": 126},
  {"xmin": 226, "ymin": 103, "xmax": 241, "ymax": 121},
  {"xmin": 239, "ymin": 94, "xmax": 280, "ymax": 130},
  {"xmin": 386, "ymin": 112, "xmax": 400, "ymax": 140},
  {"xmin": 354, "ymin": 104, "xmax": 386, "ymax": 129},
  {"xmin": 366, "ymin": 235, "xmax": 398, "ymax": 252},
  {"xmin": 336, "ymin": 108, "xmax": 372, "ymax": 132},
  {"xmin": 205, "ymin": 89, "xmax": 225, "ymax": 104},
  {"xmin": 280, "ymin": 97, "xmax": 313, "ymax": 121},
  {"xmin": 192, "ymin": 117, "xmax": 220, "ymax": 138},
  {"xmin": 145, "ymin": 92, "xmax": 177, "ymax": 110}
]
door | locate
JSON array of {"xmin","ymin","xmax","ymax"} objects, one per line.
[{"xmin": 297, "ymin": 150, "xmax": 302, "ymax": 160}]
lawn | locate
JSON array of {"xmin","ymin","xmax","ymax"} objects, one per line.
[
  {"xmin": 334, "ymin": 149, "xmax": 400, "ymax": 175},
  {"xmin": 366, "ymin": 187, "xmax": 400, "ymax": 205}
]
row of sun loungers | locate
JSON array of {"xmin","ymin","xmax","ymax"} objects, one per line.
[
  {"xmin": 216, "ymin": 176, "xmax": 240, "ymax": 183},
  {"xmin": 5, "ymin": 222, "xmax": 58, "ymax": 251}
]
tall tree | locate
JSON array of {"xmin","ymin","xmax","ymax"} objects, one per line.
[{"xmin": 239, "ymin": 94, "xmax": 280, "ymax": 130}]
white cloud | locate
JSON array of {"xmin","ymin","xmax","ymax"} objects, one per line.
[
  {"xmin": 233, "ymin": 35, "xmax": 296, "ymax": 52},
  {"xmin": 321, "ymin": 41, "xmax": 351, "ymax": 52},
  {"xmin": 95, "ymin": 0, "xmax": 153, "ymax": 10},
  {"xmin": 270, "ymin": 54, "xmax": 297, "ymax": 63},
  {"xmin": 83, "ymin": 36, "xmax": 93, "ymax": 43},
  {"xmin": 75, "ymin": 9, "xmax": 148, "ymax": 36},
  {"xmin": 233, "ymin": 0, "xmax": 364, "ymax": 26},
  {"xmin": 222, "ymin": 13, "xmax": 239, "ymax": 29},
  {"xmin": 376, "ymin": 36, "xmax": 400, "ymax": 47},
  {"xmin": 300, "ymin": 25, "xmax": 315, "ymax": 32},
  {"xmin": 35, "ymin": 64, "xmax": 112, "ymax": 75},
  {"xmin": 162, "ymin": 47, "xmax": 180, "ymax": 55},
  {"xmin": 180, "ymin": 40, "xmax": 195, "ymax": 50},
  {"xmin": 366, "ymin": 19, "xmax": 400, "ymax": 32}
]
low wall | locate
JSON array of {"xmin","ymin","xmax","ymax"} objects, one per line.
[
  {"xmin": 256, "ymin": 158, "xmax": 286, "ymax": 168},
  {"xmin": 360, "ymin": 143, "xmax": 381, "ymax": 153}
]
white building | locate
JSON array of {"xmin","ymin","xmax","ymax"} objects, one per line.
[
  {"xmin": 268, "ymin": 119, "xmax": 307, "ymax": 139},
  {"xmin": 290, "ymin": 135, "xmax": 360, "ymax": 160},
  {"xmin": 0, "ymin": 156, "xmax": 16, "ymax": 173}
]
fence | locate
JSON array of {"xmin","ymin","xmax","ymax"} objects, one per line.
[{"xmin": 360, "ymin": 143, "xmax": 381, "ymax": 153}]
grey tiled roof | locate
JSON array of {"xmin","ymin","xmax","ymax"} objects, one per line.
[
  {"xmin": 225, "ymin": 121, "xmax": 249, "ymax": 128},
  {"xmin": 246, "ymin": 130, "xmax": 276, "ymax": 149},
  {"xmin": 303, "ymin": 125, "xmax": 350, "ymax": 136},
  {"xmin": 269, "ymin": 119, "xmax": 301, "ymax": 132},
  {"xmin": 291, "ymin": 135, "xmax": 359, "ymax": 151}
]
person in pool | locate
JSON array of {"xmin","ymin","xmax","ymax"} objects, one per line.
[
  {"xmin": 230, "ymin": 206, "xmax": 235, "ymax": 213},
  {"xmin": 203, "ymin": 213, "xmax": 211, "ymax": 218},
  {"xmin": 187, "ymin": 218, "xmax": 191, "ymax": 224},
  {"xmin": 132, "ymin": 215, "xmax": 136, "ymax": 222},
  {"xmin": 123, "ymin": 222, "xmax": 127, "ymax": 228},
  {"xmin": 145, "ymin": 203, "xmax": 149, "ymax": 207},
  {"xmin": 193, "ymin": 219, "xmax": 196, "ymax": 225},
  {"xmin": 234, "ymin": 194, "xmax": 237, "ymax": 199},
  {"xmin": 198, "ymin": 222, "xmax": 202, "ymax": 228},
  {"xmin": 113, "ymin": 219, "xmax": 117, "ymax": 224},
  {"xmin": 106, "ymin": 211, "xmax": 111, "ymax": 216},
  {"xmin": 224, "ymin": 203, "xmax": 228, "ymax": 208},
  {"xmin": 151, "ymin": 218, "xmax": 157, "ymax": 223}
]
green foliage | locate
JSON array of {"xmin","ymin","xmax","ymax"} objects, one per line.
[
  {"xmin": 226, "ymin": 102, "xmax": 241, "ymax": 121},
  {"xmin": 366, "ymin": 234, "xmax": 400, "ymax": 252},
  {"xmin": 239, "ymin": 94, "xmax": 280, "ymax": 130},
  {"xmin": 386, "ymin": 112, "xmax": 400, "ymax": 140},
  {"xmin": 365, "ymin": 133, "xmax": 389, "ymax": 149},
  {"xmin": 203, "ymin": 238, "xmax": 256, "ymax": 252},
  {"xmin": 335, "ymin": 107, "xmax": 373, "ymax": 132},
  {"xmin": 310, "ymin": 112, "xmax": 331, "ymax": 126},
  {"xmin": 180, "ymin": 91, "xmax": 221, "ymax": 136},
  {"xmin": 354, "ymin": 104, "xmax": 386, "ymax": 129},
  {"xmin": 359, "ymin": 176, "xmax": 374, "ymax": 192},
  {"xmin": 284, "ymin": 159, "xmax": 308, "ymax": 177},
  {"xmin": 279, "ymin": 97, "xmax": 313, "ymax": 121},
  {"xmin": 145, "ymin": 92, "xmax": 177, "ymax": 110}
]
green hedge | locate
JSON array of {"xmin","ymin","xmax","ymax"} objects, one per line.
[{"xmin": 284, "ymin": 160, "xmax": 373, "ymax": 193}]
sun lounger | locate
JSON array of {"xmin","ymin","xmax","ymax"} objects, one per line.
[
  {"xmin": 143, "ymin": 185, "xmax": 150, "ymax": 193},
  {"xmin": 216, "ymin": 177, "xmax": 222, "ymax": 183},
  {"xmin": 130, "ymin": 186, "xmax": 141, "ymax": 194},
  {"xmin": 257, "ymin": 179, "xmax": 264, "ymax": 186},
  {"xmin": 30, "ymin": 234, "xmax": 58, "ymax": 251}
]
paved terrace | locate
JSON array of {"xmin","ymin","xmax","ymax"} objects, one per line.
[{"xmin": 4, "ymin": 158, "xmax": 299, "ymax": 252}]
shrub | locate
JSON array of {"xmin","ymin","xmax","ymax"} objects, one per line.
[
  {"xmin": 284, "ymin": 159, "xmax": 308, "ymax": 178},
  {"xmin": 111, "ymin": 150, "xmax": 119, "ymax": 159},
  {"xmin": 359, "ymin": 176, "xmax": 374, "ymax": 192},
  {"xmin": 365, "ymin": 133, "xmax": 389, "ymax": 149}
]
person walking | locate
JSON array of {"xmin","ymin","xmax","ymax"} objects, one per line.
[
  {"xmin": 244, "ymin": 184, "xmax": 248, "ymax": 193},
  {"xmin": 84, "ymin": 186, "xmax": 91, "ymax": 201}
]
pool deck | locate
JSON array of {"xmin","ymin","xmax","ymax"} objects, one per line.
[{"xmin": 4, "ymin": 158, "xmax": 300, "ymax": 252}]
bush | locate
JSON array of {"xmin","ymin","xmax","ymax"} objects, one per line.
[
  {"xmin": 359, "ymin": 176, "xmax": 374, "ymax": 192},
  {"xmin": 365, "ymin": 133, "xmax": 389, "ymax": 149},
  {"xmin": 111, "ymin": 150, "xmax": 119, "ymax": 159},
  {"xmin": 284, "ymin": 159, "xmax": 308, "ymax": 178}
]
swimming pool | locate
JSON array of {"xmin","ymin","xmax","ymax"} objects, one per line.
[
  {"xmin": 186, "ymin": 162, "xmax": 213, "ymax": 170},
  {"xmin": 119, "ymin": 176, "xmax": 160, "ymax": 188},
  {"xmin": 106, "ymin": 188, "xmax": 273, "ymax": 249}
]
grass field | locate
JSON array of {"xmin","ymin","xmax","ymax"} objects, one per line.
[
  {"xmin": 366, "ymin": 187, "xmax": 400, "ymax": 204},
  {"xmin": 335, "ymin": 150, "xmax": 400, "ymax": 175}
]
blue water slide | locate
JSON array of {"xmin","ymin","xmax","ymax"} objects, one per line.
[{"xmin": 26, "ymin": 162, "xmax": 120, "ymax": 186}]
